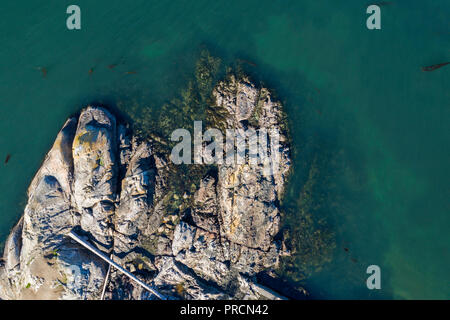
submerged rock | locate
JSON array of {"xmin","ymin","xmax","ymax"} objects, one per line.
[{"xmin": 0, "ymin": 76, "xmax": 291, "ymax": 300}]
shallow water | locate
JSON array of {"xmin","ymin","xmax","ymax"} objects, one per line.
[{"xmin": 0, "ymin": 0, "xmax": 448, "ymax": 299}]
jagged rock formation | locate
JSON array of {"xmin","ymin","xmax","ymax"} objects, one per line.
[{"xmin": 0, "ymin": 75, "xmax": 291, "ymax": 300}]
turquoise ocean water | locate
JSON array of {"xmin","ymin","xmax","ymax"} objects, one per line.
[{"xmin": 0, "ymin": 0, "xmax": 448, "ymax": 299}]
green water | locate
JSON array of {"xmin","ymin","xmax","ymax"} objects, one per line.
[{"xmin": 0, "ymin": 0, "xmax": 448, "ymax": 299}]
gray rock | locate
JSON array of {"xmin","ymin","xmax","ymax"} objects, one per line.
[
  {"xmin": 73, "ymin": 107, "xmax": 117, "ymax": 249},
  {"xmin": 213, "ymin": 75, "xmax": 290, "ymax": 251},
  {"xmin": 0, "ymin": 116, "xmax": 106, "ymax": 299},
  {"xmin": 0, "ymin": 75, "xmax": 291, "ymax": 300}
]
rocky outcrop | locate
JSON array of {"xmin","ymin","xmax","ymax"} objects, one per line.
[{"xmin": 0, "ymin": 75, "xmax": 291, "ymax": 300}]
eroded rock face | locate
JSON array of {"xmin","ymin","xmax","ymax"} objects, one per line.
[
  {"xmin": 213, "ymin": 76, "xmax": 290, "ymax": 251},
  {"xmin": 0, "ymin": 76, "xmax": 291, "ymax": 300},
  {"xmin": 73, "ymin": 107, "xmax": 118, "ymax": 249},
  {"xmin": 0, "ymin": 116, "xmax": 106, "ymax": 300}
]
